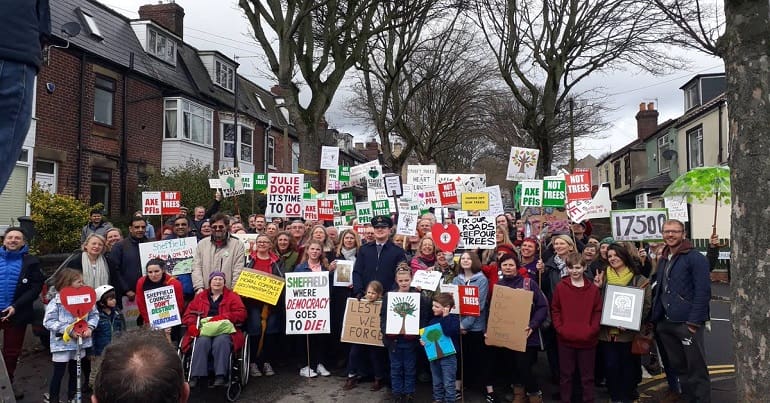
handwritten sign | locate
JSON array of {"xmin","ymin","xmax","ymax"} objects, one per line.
[
  {"xmin": 611, "ymin": 208, "xmax": 669, "ymax": 241},
  {"xmin": 285, "ymin": 272, "xmax": 330, "ymax": 335},
  {"xmin": 664, "ymin": 197, "xmax": 689, "ymax": 222},
  {"xmin": 439, "ymin": 284, "xmax": 460, "ymax": 314},
  {"xmin": 138, "ymin": 237, "xmax": 197, "ymax": 276},
  {"xmin": 266, "ymin": 173, "xmax": 303, "ymax": 218},
  {"xmin": 384, "ymin": 175, "xmax": 403, "ymax": 197},
  {"xmin": 480, "ymin": 185, "xmax": 504, "ymax": 217},
  {"xmin": 410, "ymin": 270, "xmax": 443, "ymax": 291},
  {"xmin": 456, "ymin": 216, "xmax": 496, "ymax": 249},
  {"xmin": 143, "ymin": 285, "xmax": 181, "ymax": 330},
  {"xmin": 461, "ymin": 192, "xmax": 489, "ymax": 211},
  {"xmin": 233, "ymin": 269, "xmax": 285, "ymax": 305},
  {"xmin": 218, "ymin": 167, "xmax": 244, "ymax": 198},
  {"xmin": 459, "ymin": 285, "xmax": 481, "ymax": 316},
  {"xmin": 396, "ymin": 211, "xmax": 419, "ymax": 237},
  {"xmin": 485, "ymin": 286, "xmax": 532, "ymax": 352},
  {"xmin": 341, "ymin": 298, "xmax": 383, "ymax": 346},
  {"xmin": 407, "ymin": 165, "xmax": 437, "ymax": 185}
]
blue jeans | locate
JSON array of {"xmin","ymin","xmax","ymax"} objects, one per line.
[
  {"xmin": 389, "ymin": 340, "xmax": 417, "ymax": 395},
  {"xmin": 430, "ymin": 355, "xmax": 457, "ymax": 402},
  {"xmin": 0, "ymin": 60, "xmax": 35, "ymax": 194}
]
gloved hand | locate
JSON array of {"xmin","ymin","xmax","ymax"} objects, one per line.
[{"xmin": 187, "ymin": 325, "xmax": 200, "ymax": 337}]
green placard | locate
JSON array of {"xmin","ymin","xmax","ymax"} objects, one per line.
[
  {"xmin": 303, "ymin": 182, "xmax": 312, "ymax": 200},
  {"xmin": 339, "ymin": 165, "xmax": 351, "ymax": 182},
  {"xmin": 542, "ymin": 179, "xmax": 566, "ymax": 208},
  {"xmin": 514, "ymin": 183, "xmax": 522, "ymax": 212},
  {"xmin": 254, "ymin": 173, "xmax": 267, "ymax": 191},
  {"xmin": 371, "ymin": 199, "xmax": 390, "ymax": 216},
  {"xmin": 338, "ymin": 192, "xmax": 355, "ymax": 211}
]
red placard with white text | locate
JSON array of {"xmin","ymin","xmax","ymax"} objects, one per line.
[
  {"xmin": 566, "ymin": 172, "xmax": 593, "ymax": 201},
  {"xmin": 438, "ymin": 182, "xmax": 458, "ymax": 206},
  {"xmin": 318, "ymin": 200, "xmax": 335, "ymax": 221},
  {"xmin": 161, "ymin": 191, "xmax": 181, "ymax": 215},
  {"xmin": 459, "ymin": 285, "xmax": 481, "ymax": 316}
]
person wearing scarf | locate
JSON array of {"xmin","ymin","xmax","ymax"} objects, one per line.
[
  {"xmin": 594, "ymin": 243, "xmax": 651, "ymax": 403},
  {"xmin": 135, "ymin": 258, "xmax": 184, "ymax": 331},
  {"xmin": 69, "ymin": 234, "xmax": 126, "ymax": 296},
  {"xmin": 274, "ymin": 231, "xmax": 299, "ymax": 273}
]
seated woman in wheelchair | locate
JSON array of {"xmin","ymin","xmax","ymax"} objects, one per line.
[{"xmin": 181, "ymin": 271, "xmax": 247, "ymax": 387}]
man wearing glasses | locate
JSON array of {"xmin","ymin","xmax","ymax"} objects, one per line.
[
  {"xmin": 651, "ymin": 219, "xmax": 711, "ymax": 402},
  {"xmin": 191, "ymin": 213, "xmax": 245, "ymax": 293},
  {"xmin": 352, "ymin": 216, "xmax": 406, "ymax": 299}
]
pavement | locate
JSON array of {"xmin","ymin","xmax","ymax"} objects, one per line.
[{"xmin": 7, "ymin": 282, "xmax": 737, "ymax": 402}]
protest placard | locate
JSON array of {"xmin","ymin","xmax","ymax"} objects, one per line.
[
  {"xmin": 485, "ymin": 286, "xmax": 532, "ymax": 352},
  {"xmin": 461, "ymin": 192, "xmax": 490, "ymax": 212},
  {"xmin": 340, "ymin": 298, "xmax": 383, "ymax": 346},
  {"xmin": 318, "ymin": 199, "xmax": 335, "ymax": 221},
  {"xmin": 410, "ymin": 270, "xmax": 443, "ymax": 291},
  {"xmin": 437, "ymin": 174, "xmax": 486, "ymax": 196},
  {"xmin": 141, "ymin": 192, "xmax": 161, "ymax": 216},
  {"xmin": 143, "ymin": 285, "xmax": 182, "ymax": 330},
  {"xmin": 506, "ymin": 147, "xmax": 539, "ymax": 181},
  {"xmin": 385, "ymin": 292, "xmax": 421, "ymax": 335},
  {"xmin": 326, "ymin": 168, "xmax": 340, "ymax": 191},
  {"xmin": 396, "ymin": 211, "xmax": 419, "ymax": 236},
  {"xmin": 138, "ymin": 237, "xmax": 197, "ymax": 276},
  {"xmin": 333, "ymin": 260, "xmax": 354, "ymax": 287},
  {"xmin": 285, "ymin": 272, "xmax": 330, "ymax": 335},
  {"xmin": 338, "ymin": 191, "xmax": 355, "ymax": 212},
  {"xmin": 421, "ymin": 323, "xmax": 456, "ymax": 361},
  {"xmin": 456, "ymin": 216, "xmax": 496, "ymax": 249},
  {"xmin": 459, "ymin": 285, "xmax": 481, "ymax": 316},
  {"xmin": 254, "ymin": 173, "xmax": 268, "ymax": 191},
  {"xmin": 303, "ymin": 200, "xmax": 318, "ymax": 221},
  {"xmin": 356, "ymin": 202, "xmax": 373, "ymax": 224},
  {"xmin": 350, "ymin": 160, "xmax": 383, "ymax": 188},
  {"xmin": 438, "ymin": 182, "xmax": 458, "ymax": 206},
  {"xmin": 339, "ymin": 165, "xmax": 351, "ymax": 182},
  {"xmin": 371, "ymin": 199, "xmax": 390, "ymax": 217},
  {"xmin": 233, "ymin": 269, "xmax": 285, "ymax": 305},
  {"xmin": 407, "ymin": 165, "xmax": 437, "ymax": 185},
  {"xmin": 664, "ymin": 197, "xmax": 689, "ymax": 222},
  {"xmin": 418, "ymin": 185, "xmax": 441, "ymax": 209},
  {"xmin": 481, "ymin": 185, "xmax": 504, "ymax": 217},
  {"xmin": 303, "ymin": 181, "xmax": 312, "ymax": 200},
  {"xmin": 218, "ymin": 167, "xmax": 244, "ymax": 197},
  {"xmin": 520, "ymin": 180, "xmax": 543, "ymax": 207},
  {"xmin": 121, "ymin": 296, "xmax": 140, "ymax": 329},
  {"xmin": 266, "ymin": 173, "xmax": 303, "ymax": 218},
  {"xmin": 439, "ymin": 284, "xmax": 460, "ymax": 314},
  {"xmin": 208, "ymin": 178, "xmax": 221, "ymax": 189},
  {"xmin": 542, "ymin": 179, "xmax": 566, "ymax": 207},
  {"xmin": 566, "ymin": 199, "xmax": 591, "ymax": 223},
  {"xmin": 566, "ymin": 172, "xmax": 593, "ymax": 201},
  {"xmin": 160, "ymin": 192, "xmax": 181, "ymax": 215},
  {"xmin": 240, "ymin": 172, "xmax": 253, "ymax": 190},
  {"xmin": 320, "ymin": 146, "xmax": 339, "ymax": 170},
  {"xmin": 584, "ymin": 186, "xmax": 611, "ymax": 219},
  {"xmin": 611, "ymin": 208, "xmax": 669, "ymax": 241},
  {"xmin": 384, "ymin": 174, "xmax": 403, "ymax": 197}
]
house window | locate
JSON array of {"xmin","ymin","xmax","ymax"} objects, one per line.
[
  {"xmin": 222, "ymin": 123, "xmax": 236, "ymax": 159},
  {"xmin": 35, "ymin": 160, "xmax": 57, "ymax": 193},
  {"xmin": 148, "ymin": 28, "xmax": 176, "ymax": 65},
  {"xmin": 241, "ymin": 126, "xmax": 253, "ymax": 164},
  {"xmin": 688, "ymin": 126, "xmax": 704, "ymax": 169},
  {"xmin": 657, "ymin": 134, "xmax": 671, "ymax": 173},
  {"xmin": 267, "ymin": 136, "xmax": 275, "ymax": 168},
  {"xmin": 613, "ymin": 161, "xmax": 621, "ymax": 189},
  {"xmin": 255, "ymin": 93, "xmax": 266, "ymax": 110},
  {"xmin": 624, "ymin": 155, "xmax": 631, "ymax": 186},
  {"xmin": 163, "ymin": 98, "xmax": 213, "ymax": 146},
  {"xmin": 684, "ymin": 82, "xmax": 700, "ymax": 110},
  {"xmin": 292, "ymin": 142, "xmax": 300, "ymax": 173},
  {"xmin": 90, "ymin": 169, "xmax": 111, "ymax": 213},
  {"xmin": 604, "ymin": 164, "xmax": 609, "ymax": 184},
  {"xmin": 214, "ymin": 60, "xmax": 235, "ymax": 91},
  {"xmin": 94, "ymin": 75, "xmax": 115, "ymax": 126},
  {"xmin": 77, "ymin": 8, "xmax": 102, "ymax": 39}
]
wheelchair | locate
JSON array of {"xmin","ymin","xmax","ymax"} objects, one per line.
[{"xmin": 177, "ymin": 316, "xmax": 251, "ymax": 401}]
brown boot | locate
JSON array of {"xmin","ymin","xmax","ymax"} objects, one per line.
[
  {"xmin": 526, "ymin": 392, "xmax": 543, "ymax": 403},
  {"xmin": 342, "ymin": 376, "xmax": 358, "ymax": 390},
  {"xmin": 370, "ymin": 377, "xmax": 384, "ymax": 391},
  {"xmin": 512, "ymin": 386, "xmax": 526, "ymax": 403}
]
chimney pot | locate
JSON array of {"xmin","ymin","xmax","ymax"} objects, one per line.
[
  {"xmin": 639, "ymin": 103, "xmax": 646, "ymax": 111},
  {"xmin": 647, "ymin": 102, "xmax": 655, "ymax": 111},
  {"xmin": 138, "ymin": 3, "xmax": 185, "ymax": 38}
]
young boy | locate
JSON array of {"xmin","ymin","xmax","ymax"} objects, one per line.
[
  {"xmin": 422, "ymin": 293, "xmax": 460, "ymax": 403},
  {"xmin": 91, "ymin": 285, "xmax": 125, "ymax": 388},
  {"xmin": 550, "ymin": 252, "xmax": 602, "ymax": 403}
]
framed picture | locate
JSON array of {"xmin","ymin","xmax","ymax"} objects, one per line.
[
  {"xmin": 600, "ymin": 284, "xmax": 644, "ymax": 331},
  {"xmin": 333, "ymin": 260, "xmax": 354, "ymax": 287}
]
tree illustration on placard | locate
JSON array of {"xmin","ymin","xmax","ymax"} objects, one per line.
[
  {"xmin": 512, "ymin": 149, "xmax": 538, "ymax": 174},
  {"xmin": 391, "ymin": 296, "xmax": 417, "ymax": 335},
  {"xmin": 425, "ymin": 327, "xmax": 445, "ymax": 359}
]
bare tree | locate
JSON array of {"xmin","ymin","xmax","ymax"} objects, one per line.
[
  {"xmin": 475, "ymin": 0, "xmax": 682, "ymax": 175},
  {"xmin": 652, "ymin": 0, "xmax": 722, "ymax": 55}
]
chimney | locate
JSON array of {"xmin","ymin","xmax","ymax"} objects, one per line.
[
  {"xmin": 636, "ymin": 101, "xmax": 659, "ymax": 141},
  {"xmin": 138, "ymin": 2, "xmax": 185, "ymax": 38}
]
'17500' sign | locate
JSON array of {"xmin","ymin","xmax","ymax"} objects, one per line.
[{"xmin": 610, "ymin": 209, "xmax": 668, "ymax": 241}]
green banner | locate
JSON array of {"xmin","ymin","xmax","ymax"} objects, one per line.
[
  {"xmin": 338, "ymin": 192, "xmax": 355, "ymax": 211},
  {"xmin": 254, "ymin": 173, "xmax": 267, "ymax": 191},
  {"xmin": 542, "ymin": 179, "xmax": 566, "ymax": 208},
  {"xmin": 371, "ymin": 199, "xmax": 390, "ymax": 216},
  {"xmin": 338, "ymin": 165, "xmax": 351, "ymax": 182}
]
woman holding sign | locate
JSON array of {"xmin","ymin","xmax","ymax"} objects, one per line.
[
  {"xmin": 452, "ymin": 252, "xmax": 489, "ymax": 395},
  {"xmin": 136, "ymin": 259, "xmax": 184, "ymax": 337}
]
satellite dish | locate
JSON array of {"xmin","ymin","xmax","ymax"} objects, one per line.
[
  {"xmin": 61, "ymin": 22, "xmax": 82, "ymax": 38},
  {"xmin": 661, "ymin": 149, "xmax": 678, "ymax": 161}
]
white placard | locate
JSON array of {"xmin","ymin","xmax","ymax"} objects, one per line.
[
  {"xmin": 664, "ymin": 197, "xmax": 689, "ymax": 222},
  {"xmin": 410, "ymin": 270, "xmax": 443, "ymax": 291},
  {"xmin": 506, "ymin": 147, "xmax": 539, "ymax": 181},
  {"xmin": 396, "ymin": 211, "xmax": 419, "ymax": 236},
  {"xmin": 417, "ymin": 184, "xmax": 441, "ymax": 209},
  {"xmin": 481, "ymin": 185, "xmax": 505, "ymax": 217},
  {"xmin": 407, "ymin": 165, "xmax": 437, "ymax": 185},
  {"xmin": 218, "ymin": 167, "xmax": 244, "ymax": 198},
  {"xmin": 303, "ymin": 200, "xmax": 318, "ymax": 221},
  {"xmin": 610, "ymin": 209, "xmax": 669, "ymax": 241},
  {"xmin": 385, "ymin": 292, "xmax": 421, "ymax": 335},
  {"xmin": 138, "ymin": 237, "xmax": 197, "ymax": 276},
  {"xmin": 266, "ymin": 173, "xmax": 304, "ymax": 218},
  {"xmin": 584, "ymin": 187, "xmax": 612, "ymax": 219},
  {"xmin": 320, "ymin": 146, "xmax": 340, "ymax": 170},
  {"xmin": 355, "ymin": 202, "xmax": 373, "ymax": 224},
  {"xmin": 439, "ymin": 284, "xmax": 460, "ymax": 314},
  {"xmin": 143, "ymin": 285, "xmax": 182, "ymax": 330},
  {"xmin": 208, "ymin": 178, "xmax": 221, "ymax": 189},
  {"xmin": 333, "ymin": 260, "xmax": 354, "ymax": 287},
  {"xmin": 285, "ymin": 272, "xmax": 331, "ymax": 335},
  {"xmin": 384, "ymin": 175, "xmax": 403, "ymax": 197},
  {"xmin": 350, "ymin": 160, "xmax": 383, "ymax": 188},
  {"xmin": 141, "ymin": 192, "xmax": 161, "ymax": 216},
  {"xmin": 240, "ymin": 172, "xmax": 254, "ymax": 190},
  {"xmin": 456, "ymin": 216, "xmax": 496, "ymax": 249},
  {"xmin": 436, "ymin": 174, "xmax": 487, "ymax": 196},
  {"xmin": 520, "ymin": 180, "xmax": 543, "ymax": 207}
]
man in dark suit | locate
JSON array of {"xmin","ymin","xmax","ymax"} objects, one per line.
[{"xmin": 352, "ymin": 216, "xmax": 406, "ymax": 297}]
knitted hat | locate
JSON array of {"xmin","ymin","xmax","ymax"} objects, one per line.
[
  {"xmin": 209, "ymin": 271, "xmax": 226, "ymax": 283},
  {"xmin": 600, "ymin": 237, "xmax": 615, "ymax": 245},
  {"xmin": 497, "ymin": 243, "xmax": 516, "ymax": 256}
]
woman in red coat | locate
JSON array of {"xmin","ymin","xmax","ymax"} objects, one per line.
[
  {"xmin": 181, "ymin": 271, "xmax": 247, "ymax": 387},
  {"xmin": 136, "ymin": 258, "xmax": 185, "ymax": 330}
]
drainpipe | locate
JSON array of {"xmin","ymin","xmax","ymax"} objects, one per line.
[
  {"xmin": 76, "ymin": 53, "xmax": 86, "ymax": 198},
  {"xmin": 120, "ymin": 53, "xmax": 133, "ymax": 215},
  {"xmin": 718, "ymin": 100, "xmax": 724, "ymax": 164},
  {"xmin": 264, "ymin": 120, "xmax": 271, "ymax": 174}
]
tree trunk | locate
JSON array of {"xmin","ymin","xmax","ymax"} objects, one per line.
[
  {"xmin": 718, "ymin": 1, "xmax": 770, "ymax": 400},
  {"xmin": 400, "ymin": 317, "xmax": 406, "ymax": 335},
  {"xmin": 293, "ymin": 115, "xmax": 323, "ymax": 190},
  {"xmin": 434, "ymin": 341, "xmax": 444, "ymax": 359}
]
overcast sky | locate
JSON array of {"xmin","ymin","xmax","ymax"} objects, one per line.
[{"xmin": 98, "ymin": 0, "xmax": 724, "ymax": 160}]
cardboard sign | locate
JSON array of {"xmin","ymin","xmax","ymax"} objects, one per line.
[
  {"xmin": 320, "ymin": 146, "xmax": 340, "ymax": 170},
  {"xmin": 664, "ymin": 197, "xmax": 689, "ymax": 222},
  {"xmin": 285, "ymin": 272, "xmax": 331, "ymax": 335},
  {"xmin": 431, "ymin": 223, "xmax": 460, "ymax": 252},
  {"xmin": 60, "ymin": 286, "xmax": 96, "ymax": 334},
  {"xmin": 485, "ymin": 285, "xmax": 533, "ymax": 352},
  {"xmin": 410, "ymin": 270, "xmax": 443, "ymax": 291},
  {"xmin": 143, "ymin": 285, "xmax": 182, "ymax": 330},
  {"xmin": 506, "ymin": 147, "xmax": 539, "ymax": 181},
  {"xmin": 396, "ymin": 211, "xmax": 419, "ymax": 236},
  {"xmin": 458, "ymin": 285, "xmax": 481, "ymax": 317},
  {"xmin": 542, "ymin": 179, "xmax": 566, "ymax": 207},
  {"xmin": 355, "ymin": 202, "xmax": 373, "ymax": 224},
  {"xmin": 333, "ymin": 260, "xmax": 354, "ymax": 287},
  {"xmin": 566, "ymin": 172, "xmax": 593, "ymax": 201},
  {"xmin": 385, "ymin": 292, "xmax": 421, "ymax": 335},
  {"xmin": 218, "ymin": 167, "xmax": 244, "ymax": 198},
  {"xmin": 254, "ymin": 173, "xmax": 268, "ymax": 191},
  {"xmin": 266, "ymin": 173, "xmax": 303, "ymax": 218},
  {"xmin": 461, "ymin": 192, "xmax": 489, "ymax": 211},
  {"xmin": 138, "ymin": 237, "xmax": 197, "ymax": 276},
  {"xmin": 521, "ymin": 207, "xmax": 570, "ymax": 238},
  {"xmin": 520, "ymin": 180, "xmax": 543, "ymax": 207},
  {"xmin": 371, "ymin": 199, "xmax": 390, "ymax": 217},
  {"xmin": 407, "ymin": 165, "xmax": 437, "ymax": 185},
  {"xmin": 341, "ymin": 298, "xmax": 383, "ymax": 346},
  {"xmin": 338, "ymin": 192, "xmax": 355, "ymax": 212},
  {"xmin": 384, "ymin": 174, "xmax": 403, "ymax": 197},
  {"xmin": 318, "ymin": 199, "xmax": 335, "ymax": 221},
  {"xmin": 303, "ymin": 200, "xmax": 318, "ymax": 221},
  {"xmin": 438, "ymin": 182, "xmax": 458, "ymax": 206},
  {"xmin": 610, "ymin": 208, "xmax": 669, "ymax": 241},
  {"xmin": 233, "ymin": 269, "xmax": 285, "ymax": 305},
  {"xmin": 456, "ymin": 216, "xmax": 496, "ymax": 249},
  {"xmin": 421, "ymin": 323, "xmax": 457, "ymax": 361}
]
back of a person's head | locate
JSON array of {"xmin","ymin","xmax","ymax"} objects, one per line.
[{"xmin": 94, "ymin": 329, "xmax": 186, "ymax": 403}]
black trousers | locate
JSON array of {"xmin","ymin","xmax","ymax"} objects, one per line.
[{"xmin": 656, "ymin": 320, "xmax": 711, "ymax": 402}]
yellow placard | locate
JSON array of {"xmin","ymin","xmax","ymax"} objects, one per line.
[
  {"xmin": 233, "ymin": 269, "xmax": 285, "ymax": 305},
  {"xmin": 461, "ymin": 192, "xmax": 489, "ymax": 211}
]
